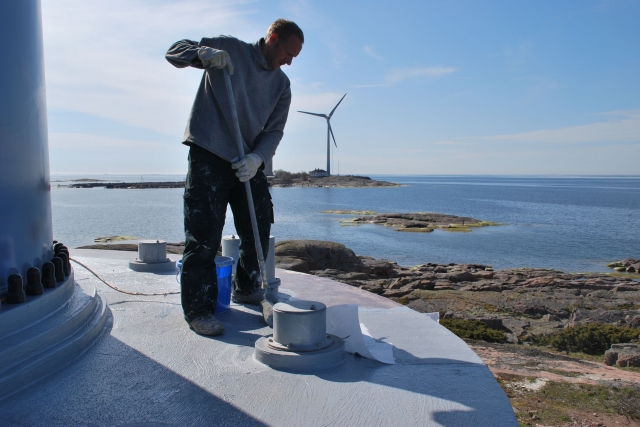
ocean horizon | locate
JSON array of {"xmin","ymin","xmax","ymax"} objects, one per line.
[{"xmin": 50, "ymin": 174, "xmax": 640, "ymax": 274}]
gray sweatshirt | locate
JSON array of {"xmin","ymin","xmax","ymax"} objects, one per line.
[{"xmin": 166, "ymin": 36, "xmax": 291, "ymax": 175}]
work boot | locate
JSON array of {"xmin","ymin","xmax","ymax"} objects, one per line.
[
  {"xmin": 189, "ymin": 313, "xmax": 224, "ymax": 336},
  {"xmin": 231, "ymin": 288, "xmax": 264, "ymax": 305}
]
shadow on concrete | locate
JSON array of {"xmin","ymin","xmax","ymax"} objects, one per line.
[
  {"xmin": 0, "ymin": 314, "xmax": 268, "ymax": 427},
  {"xmin": 313, "ymin": 353, "xmax": 516, "ymax": 426},
  {"xmin": 193, "ymin": 307, "xmax": 516, "ymax": 426}
]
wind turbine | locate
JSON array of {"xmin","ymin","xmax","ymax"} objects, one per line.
[{"xmin": 298, "ymin": 93, "xmax": 346, "ymax": 176}]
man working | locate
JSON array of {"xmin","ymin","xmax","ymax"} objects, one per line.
[{"xmin": 166, "ymin": 19, "xmax": 304, "ymax": 336}]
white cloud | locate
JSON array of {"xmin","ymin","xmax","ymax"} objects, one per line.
[
  {"xmin": 350, "ymin": 83, "xmax": 389, "ymax": 88},
  {"xmin": 363, "ymin": 45, "xmax": 383, "ymax": 61},
  {"xmin": 286, "ymin": 79, "xmax": 347, "ymax": 131},
  {"xmin": 478, "ymin": 110, "xmax": 640, "ymax": 144},
  {"xmin": 352, "ymin": 66, "xmax": 457, "ymax": 88},
  {"xmin": 386, "ymin": 66, "xmax": 457, "ymax": 84},
  {"xmin": 48, "ymin": 132, "xmax": 188, "ymax": 173},
  {"xmin": 42, "ymin": 0, "xmax": 259, "ymax": 136},
  {"xmin": 49, "ymin": 132, "xmax": 167, "ymax": 150}
]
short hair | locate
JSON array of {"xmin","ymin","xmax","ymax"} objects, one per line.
[{"xmin": 266, "ymin": 19, "xmax": 304, "ymax": 44}]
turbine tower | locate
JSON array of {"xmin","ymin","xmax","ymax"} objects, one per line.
[{"xmin": 298, "ymin": 93, "xmax": 346, "ymax": 175}]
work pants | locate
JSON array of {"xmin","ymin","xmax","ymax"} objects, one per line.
[{"xmin": 181, "ymin": 145, "xmax": 273, "ymax": 322}]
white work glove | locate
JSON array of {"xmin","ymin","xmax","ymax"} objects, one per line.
[
  {"xmin": 232, "ymin": 153, "xmax": 263, "ymax": 182},
  {"xmin": 198, "ymin": 47, "xmax": 234, "ymax": 75}
]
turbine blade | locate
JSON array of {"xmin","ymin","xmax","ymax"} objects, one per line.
[
  {"xmin": 329, "ymin": 123, "xmax": 337, "ymax": 148},
  {"xmin": 298, "ymin": 111, "xmax": 327, "ymax": 118},
  {"xmin": 328, "ymin": 93, "xmax": 347, "ymax": 118}
]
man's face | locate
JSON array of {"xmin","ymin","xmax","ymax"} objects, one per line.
[{"xmin": 264, "ymin": 33, "xmax": 303, "ymax": 69}]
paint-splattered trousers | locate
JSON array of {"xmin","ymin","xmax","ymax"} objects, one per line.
[{"xmin": 181, "ymin": 145, "xmax": 273, "ymax": 322}]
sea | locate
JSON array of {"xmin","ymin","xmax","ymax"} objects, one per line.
[{"xmin": 50, "ymin": 174, "xmax": 640, "ymax": 273}]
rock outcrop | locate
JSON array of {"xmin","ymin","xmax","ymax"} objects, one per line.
[
  {"xmin": 274, "ymin": 240, "xmax": 365, "ymax": 274},
  {"xmin": 274, "ymin": 240, "xmax": 640, "ymax": 342},
  {"xmin": 607, "ymin": 258, "xmax": 640, "ymax": 273},
  {"xmin": 604, "ymin": 343, "xmax": 640, "ymax": 367},
  {"xmin": 346, "ymin": 212, "xmax": 499, "ymax": 232}
]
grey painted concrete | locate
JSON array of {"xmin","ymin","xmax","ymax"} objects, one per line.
[
  {"xmin": 0, "ymin": 270, "xmax": 107, "ymax": 400},
  {"xmin": 0, "ymin": 250, "xmax": 517, "ymax": 426}
]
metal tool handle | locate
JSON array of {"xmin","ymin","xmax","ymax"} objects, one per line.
[{"xmin": 222, "ymin": 68, "xmax": 269, "ymax": 291}]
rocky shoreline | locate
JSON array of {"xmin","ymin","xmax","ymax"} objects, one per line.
[{"xmin": 273, "ymin": 240, "xmax": 640, "ymax": 342}]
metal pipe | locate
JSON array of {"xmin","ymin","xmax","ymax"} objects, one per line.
[{"xmin": 221, "ymin": 68, "xmax": 269, "ymax": 293}]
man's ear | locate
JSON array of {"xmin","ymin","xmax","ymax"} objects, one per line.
[{"xmin": 266, "ymin": 32, "xmax": 279, "ymax": 46}]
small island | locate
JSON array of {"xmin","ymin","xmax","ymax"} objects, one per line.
[
  {"xmin": 61, "ymin": 170, "xmax": 398, "ymax": 189},
  {"xmin": 335, "ymin": 212, "xmax": 500, "ymax": 232},
  {"xmin": 269, "ymin": 170, "xmax": 398, "ymax": 188},
  {"xmin": 68, "ymin": 181, "xmax": 185, "ymax": 189}
]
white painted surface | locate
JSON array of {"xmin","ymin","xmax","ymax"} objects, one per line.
[
  {"xmin": 137, "ymin": 240, "xmax": 167, "ymax": 263},
  {"xmin": 0, "ymin": 252, "xmax": 517, "ymax": 426},
  {"xmin": 221, "ymin": 234, "xmax": 240, "ymax": 275},
  {"xmin": 266, "ymin": 235, "xmax": 276, "ymax": 282}
]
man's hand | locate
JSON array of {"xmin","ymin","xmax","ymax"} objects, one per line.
[
  {"xmin": 232, "ymin": 153, "xmax": 263, "ymax": 182},
  {"xmin": 198, "ymin": 47, "xmax": 234, "ymax": 74}
]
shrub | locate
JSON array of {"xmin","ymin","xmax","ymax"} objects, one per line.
[
  {"xmin": 274, "ymin": 170, "xmax": 309, "ymax": 182},
  {"xmin": 274, "ymin": 169, "xmax": 293, "ymax": 182},
  {"xmin": 440, "ymin": 318, "xmax": 505, "ymax": 343},
  {"xmin": 531, "ymin": 324, "xmax": 640, "ymax": 355}
]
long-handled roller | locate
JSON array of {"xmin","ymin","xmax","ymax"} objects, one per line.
[{"xmin": 222, "ymin": 67, "xmax": 275, "ymax": 326}]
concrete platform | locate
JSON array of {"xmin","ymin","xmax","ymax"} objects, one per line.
[
  {"xmin": 0, "ymin": 269, "xmax": 108, "ymax": 400},
  {"xmin": 0, "ymin": 249, "xmax": 517, "ymax": 426}
]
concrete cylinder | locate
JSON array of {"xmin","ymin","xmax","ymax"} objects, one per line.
[
  {"xmin": 0, "ymin": 0, "xmax": 52, "ymax": 297},
  {"xmin": 138, "ymin": 240, "xmax": 167, "ymax": 263},
  {"xmin": 273, "ymin": 300, "xmax": 329, "ymax": 351},
  {"xmin": 221, "ymin": 235, "xmax": 240, "ymax": 275},
  {"xmin": 266, "ymin": 236, "xmax": 276, "ymax": 283}
]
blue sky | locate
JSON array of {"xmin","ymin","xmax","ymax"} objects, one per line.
[{"xmin": 43, "ymin": 0, "xmax": 640, "ymax": 175}]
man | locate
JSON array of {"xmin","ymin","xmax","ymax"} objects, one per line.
[{"xmin": 166, "ymin": 19, "xmax": 304, "ymax": 336}]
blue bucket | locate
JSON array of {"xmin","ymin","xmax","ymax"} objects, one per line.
[
  {"xmin": 177, "ymin": 256, "xmax": 234, "ymax": 313},
  {"xmin": 215, "ymin": 256, "xmax": 234, "ymax": 313}
]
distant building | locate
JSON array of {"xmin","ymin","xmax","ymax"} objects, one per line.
[{"xmin": 309, "ymin": 169, "xmax": 329, "ymax": 178}]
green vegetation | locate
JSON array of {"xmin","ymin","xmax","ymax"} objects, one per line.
[
  {"xmin": 530, "ymin": 323, "xmax": 640, "ymax": 355},
  {"xmin": 440, "ymin": 318, "xmax": 505, "ymax": 342},
  {"xmin": 617, "ymin": 302, "xmax": 640, "ymax": 310},
  {"xmin": 499, "ymin": 375, "xmax": 640, "ymax": 426},
  {"xmin": 273, "ymin": 170, "xmax": 309, "ymax": 183},
  {"xmin": 396, "ymin": 227, "xmax": 433, "ymax": 232}
]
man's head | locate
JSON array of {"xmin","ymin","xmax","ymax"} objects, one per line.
[{"xmin": 262, "ymin": 19, "xmax": 304, "ymax": 70}]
